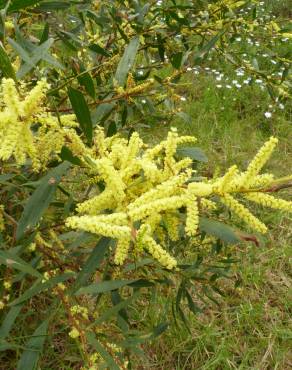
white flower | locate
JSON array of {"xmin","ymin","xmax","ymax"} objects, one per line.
[{"xmin": 264, "ymin": 112, "xmax": 272, "ymax": 119}]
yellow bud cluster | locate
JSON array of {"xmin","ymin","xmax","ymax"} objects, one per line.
[
  {"xmin": 164, "ymin": 213, "xmax": 180, "ymax": 241},
  {"xmin": 70, "ymin": 305, "xmax": 89, "ymax": 320},
  {"xmin": 137, "ymin": 225, "xmax": 177, "ymax": 269},
  {"xmin": 221, "ymin": 194, "xmax": 267, "ymax": 233},
  {"xmin": 0, "ymin": 78, "xmax": 89, "ymax": 170},
  {"xmin": 185, "ymin": 191, "xmax": 199, "ymax": 236},
  {"xmin": 66, "ymin": 215, "xmax": 131, "ymax": 239},
  {"xmin": 66, "ymin": 131, "xmax": 290, "ymax": 270},
  {"xmin": 240, "ymin": 137, "xmax": 278, "ymax": 187},
  {"xmin": 114, "ymin": 238, "xmax": 131, "ymax": 265},
  {"xmin": 69, "ymin": 327, "xmax": 80, "ymax": 339},
  {"xmin": 244, "ymin": 193, "xmax": 292, "ymax": 211}
]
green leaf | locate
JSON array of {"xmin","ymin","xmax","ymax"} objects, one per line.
[
  {"xmin": 8, "ymin": 37, "xmax": 59, "ymax": 78},
  {"xmin": 90, "ymin": 292, "xmax": 141, "ymax": 327},
  {"xmin": 0, "ymin": 304, "xmax": 24, "ymax": 340},
  {"xmin": 16, "ymin": 319, "xmax": 49, "ymax": 370},
  {"xmin": 60, "ymin": 146, "xmax": 83, "ymax": 166},
  {"xmin": 9, "ymin": 273, "xmax": 74, "ymax": 306},
  {"xmin": 199, "ymin": 218, "xmax": 241, "ymax": 244},
  {"xmin": 68, "ymin": 87, "xmax": 93, "ymax": 144},
  {"xmin": 86, "ymin": 333, "xmax": 120, "ymax": 370},
  {"xmin": 194, "ymin": 30, "xmax": 225, "ymax": 60},
  {"xmin": 77, "ymin": 70, "xmax": 95, "ymax": 99},
  {"xmin": 35, "ymin": 1, "xmax": 71, "ymax": 10},
  {"xmin": 39, "ymin": 22, "xmax": 49, "ymax": 44},
  {"xmin": 170, "ymin": 52, "xmax": 183, "ymax": 69},
  {"xmin": 91, "ymin": 102, "xmax": 115, "ymax": 126},
  {"xmin": 185, "ymin": 290, "xmax": 202, "ymax": 314},
  {"xmin": 89, "ymin": 43, "xmax": 110, "ymax": 57},
  {"xmin": 115, "ymin": 36, "xmax": 140, "ymax": 86},
  {"xmin": 71, "ymin": 237, "xmax": 110, "ymax": 293},
  {"xmin": 0, "ymin": 250, "xmax": 42, "ymax": 278},
  {"xmin": 0, "ymin": 44, "xmax": 16, "ymax": 80},
  {"xmin": 16, "ymin": 161, "xmax": 70, "ymax": 240},
  {"xmin": 75, "ymin": 279, "xmax": 137, "ymax": 296},
  {"xmin": 177, "ymin": 146, "xmax": 208, "ymax": 162},
  {"xmin": 0, "ymin": 0, "xmax": 45, "ymax": 12}
]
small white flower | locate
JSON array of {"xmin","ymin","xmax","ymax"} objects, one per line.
[
  {"xmin": 226, "ymin": 84, "xmax": 232, "ymax": 89},
  {"xmin": 216, "ymin": 84, "xmax": 222, "ymax": 88},
  {"xmin": 279, "ymin": 103, "xmax": 284, "ymax": 110},
  {"xmin": 264, "ymin": 112, "xmax": 272, "ymax": 119},
  {"xmin": 180, "ymin": 96, "xmax": 186, "ymax": 101}
]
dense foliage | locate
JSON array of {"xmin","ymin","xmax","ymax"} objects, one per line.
[{"xmin": 0, "ymin": 1, "xmax": 291, "ymax": 369}]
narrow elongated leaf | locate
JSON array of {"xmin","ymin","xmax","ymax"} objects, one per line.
[
  {"xmin": 60, "ymin": 146, "xmax": 83, "ymax": 166},
  {"xmin": 199, "ymin": 218, "xmax": 241, "ymax": 244},
  {"xmin": 16, "ymin": 319, "xmax": 49, "ymax": 370},
  {"xmin": 0, "ymin": 304, "xmax": 24, "ymax": 340},
  {"xmin": 0, "ymin": 250, "xmax": 42, "ymax": 277},
  {"xmin": 78, "ymin": 70, "xmax": 95, "ymax": 98},
  {"xmin": 90, "ymin": 292, "xmax": 141, "ymax": 327},
  {"xmin": 115, "ymin": 36, "xmax": 140, "ymax": 86},
  {"xmin": 16, "ymin": 38, "xmax": 54, "ymax": 78},
  {"xmin": 71, "ymin": 237, "xmax": 110, "ymax": 293},
  {"xmin": 35, "ymin": 1, "xmax": 71, "ymax": 10},
  {"xmin": 89, "ymin": 43, "xmax": 110, "ymax": 57},
  {"xmin": 9, "ymin": 273, "xmax": 74, "ymax": 306},
  {"xmin": 177, "ymin": 146, "xmax": 208, "ymax": 162},
  {"xmin": 68, "ymin": 87, "xmax": 93, "ymax": 143},
  {"xmin": 0, "ymin": 44, "xmax": 16, "ymax": 80},
  {"xmin": 75, "ymin": 279, "xmax": 137, "ymax": 296},
  {"xmin": 86, "ymin": 332, "xmax": 120, "ymax": 370},
  {"xmin": 194, "ymin": 30, "xmax": 225, "ymax": 59},
  {"xmin": 16, "ymin": 162, "xmax": 70, "ymax": 240},
  {"xmin": 0, "ymin": 0, "xmax": 45, "ymax": 12}
]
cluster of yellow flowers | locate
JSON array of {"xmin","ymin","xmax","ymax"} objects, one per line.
[
  {"xmin": 0, "ymin": 79, "xmax": 290, "ymax": 270},
  {"xmin": 0, "ymin": 78, "xmax": 88, "ymax": 171},
  {"xmin": 66, "ymin": 129, "xmax": 292, "ymax": 270}
]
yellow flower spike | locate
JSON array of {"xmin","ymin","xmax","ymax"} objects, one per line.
[
  {"xmin": 213, "ymin": 165, "xmax": 238, "ymax": 194},
  {"xmin": 240, "ymin": 137, "xmax": 278, "ymax": 187},
  {"xmin": 128, "ymin": 195, "xmax": 186, "ymax": 221},
  {"xmin": 249, "ymin": 174, "xmax": 275, "ymax": 189},
  {"xmin": 164, "ymin": 213, "xmax": 180, "ymax": 241},
  {"xmin": 200, "ymin": 198, "xmax": 217, "ymax": 210},
  {"xmin": 121, "ymin": 132, "xmax": 143, "ymax": 169},
  {"xmin": 77, "ymin": 190, "xmax": 115, "ymax": 215},
  {"xmin": 187, "ymin": 182, "xmax": 213, "ymax": 197},
  {"xmin": 22, "ymin": 79, "xmax": 49, "ymax": 118},
  {"xmin": 164, "ymin": 128, "xmax": 178, "ymax": 172},
  {"xmin": 0, "ymin": 78, "xmax": 87, "ymax": 169},
  {"xmin": 1, "ymin": 78, "xmax": 22, "ymax": 117},
  {"xmin": 114, "ymin": 237, "xmax": 131, "ymax": 265},
  {"xmin": 142, "ymin": 232, "xmax": 177, "ymax": 270},
  {"xmin": 92, "ymin": 158, "xmax": 126, "ymax": 201},
  {"xmin": 65, "ymin": 216, "xmax": 132, "ymax": 239},
  {"xmin": 244, "ymin": 193, "xmax": 292, "ymax": 211},
  {"xmin": 137, "ymin": 224, "xmax": 177, "ymax": 269},
  {"xmin": 128, "ymin": 172, "xmax": 189, "ymax": 211},
  {"xmin": 140, "ymin": 159, "xmax": 162, "ymax": 183},
  {"xmin": 221, "ymin": 194, "xmax": 267, "ymax": 233},
  {"xmin": 185, "ymin": 191, "xmax": 199, "ymax": 236}
]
